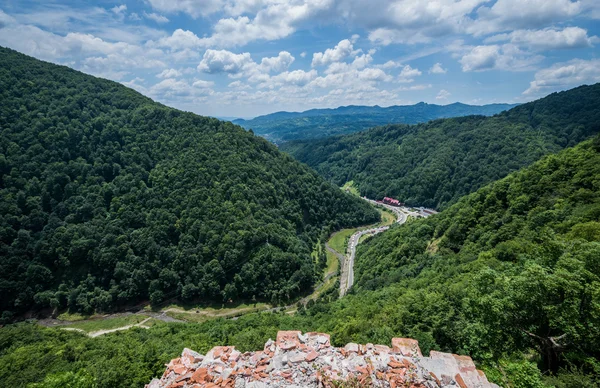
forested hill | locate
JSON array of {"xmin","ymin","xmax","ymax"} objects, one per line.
[
  {"xmin": 2, "ymin": 138, "xmax": 599, "ymax": 388},
  {"xmin": 281, "ymin": 83, "xmax": 600, "ymax": 209},
  {"xmin": 0, "ymin": 47, "xmax": 379, "ymax": 320},
  {"xmin": 347, "ymin": 135, "xmax": 600, "ymax": 382},
  {"xmin": 233, "ymin": 102, "xmax": 518, "ymax": 143}
]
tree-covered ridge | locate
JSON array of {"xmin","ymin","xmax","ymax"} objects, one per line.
[
  {"xmin": 1, "ymin": 139, "xmax": 599, "ymax": 388},
  {"xmin": 351, "ymin": 136, "xmax": 600, "ymax": 377},
  {"xmin": 233, "ymin": 102, "xmax": 518, "ymax": 143},
  {"xmin": 281, "ymin": 83, "xmax": 600, "ymax": 209},
  {"xmin": 0, "ymin": 47, "xmax": 379, "ymax": 320}
]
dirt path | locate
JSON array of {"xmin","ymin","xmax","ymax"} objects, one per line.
[
  {"xmin": 325, "ymin": 243, "xmax": 345, "ymax": 262},
  {"xmin": 59, "ymin": 317, "xmax": 152, "ymax": 337}
]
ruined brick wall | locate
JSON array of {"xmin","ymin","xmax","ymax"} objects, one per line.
[{"xmin": 147, "ymin": 331, "xmax": 498, "ymax": 388}]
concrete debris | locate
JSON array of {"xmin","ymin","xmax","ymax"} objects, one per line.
[{"xmin": 146, "ymin": 332, "xmax": 498, "ymax": 388}]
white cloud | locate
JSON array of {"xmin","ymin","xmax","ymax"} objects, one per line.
[
  {"xmin": 469, "ymin": 0, "xmax": 583, "ymax": 35},
  {"xmin": 397, "ymin": 84, "xmax": 432, "ymax": 91},
  {"xmin": 459, "ymin": 44, "xmax": 543, "ymax": 72},
  {"xmin": 0, "ymin": 16, "xmax": 167, "ymax": 80},
  {"xmin": 157, "ymin": 68, "xmax": 182, "ymax": 78},
  {"xmin": 152, "ymin": 29, "xmax": 203, "ymax": 50},
  {"xmin": 378, "ymin": 60, "xmax": 402, "ymax": 69},
  {"xmin": 146, "ymin": 0, "xmax": 224, "ymax": 18},
  {"xmin": 312, "ymin": 39, "xmax": 357, "ymax": 67},
  {"xmin": 228, "ymin": 80, "xmax": 251, "ymax": 89},
  {"xmin": 198, "ymin": 49, "xmax": 254, "ymax": 74},
  {"xmin": 364, "ymin": 0, "xmax": 489, "ymax": 45},
  {"xmin": 398, "ymin": 65, "xmax": 421, "ymax": 82},
  {"xmin": 300, "ymin": 51, "xmax": 306, "ymax": 58},
  {"xmin": 524, "ymin": 58, "xmax": 600, "ymax": 95},
  {"xmin": 358, "ymin": 68, "xmax": 392, "ymax": 82},
  {"xmin": 111, "ymin": 5, "xmax": 127, "ymax": 16},
  {"xmin": 147, "ymin": 78, "xmax": 214, "ymax": 104},
  {"xmin": 0, "ymin": 9, "xmax": 17, "ymax": 28},
  {"xmin": 144, "ymin": 12, "xmax": 170, "ymax": 24},
  {"xmin": 485, "ymin": 27, "xmax": 598, "ymax": 50},
  {"xmin": 192, "ymin": 79, "xmax": 215, "ymax": 88},
  {"xmin": 194, "ymin": 1, "xmax": 334, "ymax": 48},
  {"xmin": 429, "ymin": 63, "xmax": 447, "ymax": 74},
  {"xmin": 259, "ymin": 51, "xmax": 295, "ymax": 73},
  {"xmin": 267, "ymin": 69, "xmax": 318, "ymax": 87},
  {"xmin": 436, "ymin": 89, "xmax": 451, "ymax": 100}
]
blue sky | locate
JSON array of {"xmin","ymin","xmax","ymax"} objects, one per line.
[{"xmin": 0, "ymin": 0, "xmax": 599, "ymax": 118}]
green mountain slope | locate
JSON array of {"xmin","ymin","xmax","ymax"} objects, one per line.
[
  {"xmin": 281, "ymin": 84, "xmax": 600, "ymax": 209},
  {"xmin": 233, "ymin": 102, "xmax": 518, "ymax": 143},
  {"xmin": 2, "ymin": 136, "xmax": 599, "ymax": 388},
  {"xmin": 348, "ymin": 135, "xmax": 600, "ymax": 376},
  {"xmin": 0, "ymin": 47, "xmax": 379, "ymax": 319}
]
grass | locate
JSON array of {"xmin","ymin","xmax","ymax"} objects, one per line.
[
  {"xmin": 56, "ymin": 312, "xmax": 89, "ymax": 322},
  {"xmin": 341, "ymin": 181, "xmax": 360, "ymax": 197},
  {"xmin": 305, "ymin": 276, "xmax": 338, "ymax": 302},
  {"xmin": 164, "ymin": 302, "xmax": 270, "ymax": 323},
  {"xmin": 311, "ymin": 239, "xmax": 321, "ymax": 259},
  {"xmin": 62, "ymin": 314, "xmax": 146, "ymax": 333},
  {"xmin": 329, "ymin": 228, "xmax": 356, "ymax": 255},
  {"xmin": 379, "ymin": 209, "xmax": 395, "ymax": 226},
  {"xmin": 328, "ymin": 208, "xmax": 395, "ymax": 255},
  {"xmin": 324, "ymin": 249, "xmax": 340, "ymax": 278}
]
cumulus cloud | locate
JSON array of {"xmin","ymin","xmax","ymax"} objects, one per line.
[
  {"xmin": 459, "ymin": 44, "xmax": 543, "ymax": 72},
  {"xmin": 193, "ymin": 1, "xmax": 333, "ymax": 48},
  {"xmin": 312, "ymin": 39, "xmax": 357, "ymax": 67},
  {"xmin": 146, "ymin": 0, "xmax": 224, "ymax": 18},
  {"xmin": 0, "ymin": 9, "xmax": 17, "ymax": 28},
  {"xmin": 398, "ymin": 65, "xmax": 421, "ymax": 82},
  {"xmin": 358, "ymin": 68, "xmax": 392, "ymax": 82},
  {"xmin": 149, "ymin": 78, "xmax": 214, "ymax": 100},
  {"xmin": 259, "ymin": 51, "xmax": 295, "ymax": 73},
  {"xmin": 157, "ymin": 68, "xmax": 182, "ymax": 78},
  {"xmin": 436, "ymin": 89, "xmax": 451, "ymax": 100},
  {"xmin": 429, "ymin": 63, "xmax": 447, "ymax": 74},
  {"xmin": 485, "ymin": 27, "xmax": 598, "ymax": 50},
  {"xmin": 144, "ymin": 12, "xmax": 170, "ymax": 24},
  {"xmin": 152, "ymin": 29, "xmax": 203, "ymax": 50},
  {"xmin": 111, "ymin": 5, "xmax": 127, "ymax": 16},
  {"xmin": 198, "ymin": 49, "xmax": 254, "ymax": 74},
  {"xmin": 397, "ymin": 84, "xmax": 432, "ymax": 91},
  {"xmin": 267, "ymin": 69, "xmax": 318, "ymax": 87},
  {"xmin": 524, "ymin": 58, "xmax": 600, "ymax": 95},
  {"xmin": 364, "ymin": 0, "xmax": 488, "ymax": 45},
  {"xmin": 0, "ymin": 16, "xmax": 167, "ymax": 80},
  {"xmin": 469, "ymin": 0, "xmax": 583, "ymax": 35}
]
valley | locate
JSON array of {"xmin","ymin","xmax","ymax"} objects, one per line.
[{"xmin": 1, "ymin": 45, "xmax": 599, "ymax": 388}]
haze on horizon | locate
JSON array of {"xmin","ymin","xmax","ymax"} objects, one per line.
[{"xmin": 1, "ymin": 0, "xmax": 599, "ymax": 117}]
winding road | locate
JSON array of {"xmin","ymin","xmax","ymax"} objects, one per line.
[{"xmin": 339, "ymin": 199, "xmax": 419, "ymax": 297}]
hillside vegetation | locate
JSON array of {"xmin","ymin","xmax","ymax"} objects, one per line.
[
  {"xmin": 233, "ymin": 102, "xmax": 517, "ymax": 143},
  {"xmin": 0, "ymin": 47, "xmax": 379, "ymax": 320},
  {"xmin": 2, "ymin": 137, "xmax": 599, "ymax": 388},
  {"xmin": 281, "ymin": 84, "xmax": 600, "ymax": 209}
]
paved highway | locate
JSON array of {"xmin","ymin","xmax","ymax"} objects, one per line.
[{"xmin": 339, "ymin": 198, "xmax": 415, "ymax": 297}]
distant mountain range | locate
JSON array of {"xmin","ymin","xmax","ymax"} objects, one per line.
[
  {"xmin": 281, "ymin": 83, "xmax": 600, "ymax": 209},
  {"xmin": 233, "ymin": 102, "xmax": 520, "ymax": 143}
]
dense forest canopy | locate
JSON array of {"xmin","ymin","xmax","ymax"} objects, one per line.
[
  {"xmin": 349, "ymin": 136, "xmax": 600, "ymax": 382},
  {"xmin": 281, "ymin": 83, "xmax": 600, "ymax": 209},
  {"xmin": 0, "ymin": 47, "xmax": 379, "ymax": 320},
  {"xmin": 2, "ymin": 137, "xmax": 599, "ymax": 388},
  {"xmin": 233, "ymin": 102, "xmax": 518, "ymax": 143}
]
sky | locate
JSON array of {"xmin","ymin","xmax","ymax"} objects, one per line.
[{"xmin": 0, "ymin": 1, "xmax": 599, "ymax": 118}]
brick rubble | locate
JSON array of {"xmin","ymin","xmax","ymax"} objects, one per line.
[{"xmin": 147, "ymin": 331, "xmax": 498, "ymax": 388}]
